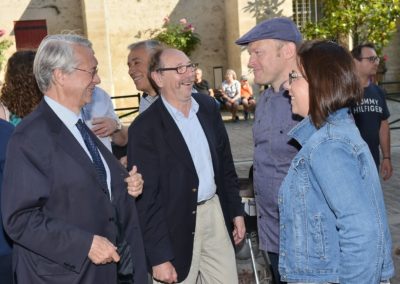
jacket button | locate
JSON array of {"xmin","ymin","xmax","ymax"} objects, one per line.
[
  {"xmin": 192, "ymin": 188, "xmax": 197, "ymax": 192},
  {"xmin": 192, "ymin": 232, "xmax": 195, "ymax": 235},
  {"xmin": 192, "ymin": 210, "xmax": 196, "ymax": 214},
  {"xmin": 109, "ymin": 217, "xmax": 115, "ymax": 222}
]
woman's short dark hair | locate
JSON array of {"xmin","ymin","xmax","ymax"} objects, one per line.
[{"xmin": 298, "ymin": 40, "xmax": 362, "ymax": 128}]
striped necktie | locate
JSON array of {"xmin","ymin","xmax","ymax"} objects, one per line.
[{"xmin": 76, "ymin": 119, "xmax": 109, "ymax": 198}]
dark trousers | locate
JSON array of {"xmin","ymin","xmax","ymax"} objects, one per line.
[
  {"xmin": 262, "ymin": 251, "xmax": 286, "ymax": 284},
  {"xmin": 0, "ymin": 254, "xmax": 12, "ymax": 284}
]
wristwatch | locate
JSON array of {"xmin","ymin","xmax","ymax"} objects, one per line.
[{"xmin": 114, "ymin": 119, "xmax": 123, "ymax": 133}]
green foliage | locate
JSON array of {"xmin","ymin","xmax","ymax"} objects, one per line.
[
  {"xmin": 137, "ymin": 17, "xmax": 201, "ymax": 56},
  {"xmin": 301, "ymin": 0, "xmax": 400, "ymax": 55},
  {"xmin": 0, "ymin": 29, "xmax": 12, "ymax": 72}
]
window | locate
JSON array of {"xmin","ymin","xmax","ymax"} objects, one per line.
[{"xmin": 292, "ymin": 0, "xmax": 323, "ymax": 28}]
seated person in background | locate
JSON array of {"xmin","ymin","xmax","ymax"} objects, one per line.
[
  {"xmin": 240, "ymin": 75, "xmax": 256, "ymax": 120},
  {"xmin": 81, "ymin": 86, "xmax": 128, "ymax": 153},
  {"xmin": 0, "ymin": 50, "xmax": 43, "ymax": 125},
  {"xmin": 221, "ymin": 69, "xmax": 241, "ymax": 121},
  {"xmin": 193, "ymin": 68, "xmax": 220, "ymax": 108}
]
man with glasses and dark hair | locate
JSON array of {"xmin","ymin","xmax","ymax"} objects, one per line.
[
  {"xmin": 127, "ymin": 48, "xmax": 245, "ymax": 284},
  {"xmin": 351, "ymin": 43, "xmax": 393, "ymax": 180},
  {"xmin": 1, "ymin": 34, "xmax": 147, "ymax": 283}
]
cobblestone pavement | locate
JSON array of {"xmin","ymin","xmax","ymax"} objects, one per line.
[{"xmin": 224, "ymin": 116, "xmax": 400, "ymax": 283}]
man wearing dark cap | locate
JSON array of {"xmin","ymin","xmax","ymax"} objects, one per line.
[{"xmin": 235, "ymin": 17, "xmax": 302, "ymax": 284}]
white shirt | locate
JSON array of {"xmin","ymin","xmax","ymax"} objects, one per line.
[
  {"xmin": 81, "ymin": 87, "xmax": 119, "ymax": 152},
  {"xmin": 162, "ymin": 96, "xmax": 216, "ymax": 202},
  {"xmin": 44, "ymin": 96, "xmax": 112, "ymax": 198}
]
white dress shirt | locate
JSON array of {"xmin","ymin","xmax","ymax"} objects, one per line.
[
  {"xmin": 162, "ymin": 96, "xmax": 216, "ymax": 202},
  {"xmin": 44, "ymin": 96, "xmax": 112, "ymax": 198}
]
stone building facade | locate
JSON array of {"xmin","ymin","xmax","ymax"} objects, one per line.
[{"xmin": 0, "ymin": 0, "xmax": 399, "ymax": 111}]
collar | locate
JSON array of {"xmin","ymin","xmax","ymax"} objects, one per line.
[
  {"xmin": 44, "ymin": 96, "xmax": 82, "ymax": 128},
  {"xmin": 161, "ymin": 95, "xmax": 199, "ymax": 121},
  {"xmin": 288, "ymin": 108, "xmax": 351, "ymax": 146}
]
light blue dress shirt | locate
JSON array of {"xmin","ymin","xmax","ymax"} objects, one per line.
[
  {"xmin": 161, "ymin": 96, "xmax": 216, "ymax": 202},
  {"xmin": 81, "ymin": 87, "xmax": 119, "ymax": 152},
  {"xmin": 44, "ymin": 96, "xmax": 112, "ymax": 198}
]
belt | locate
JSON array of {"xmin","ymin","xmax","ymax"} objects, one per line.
[
  {"xmin": 197, "ymin": 196, "xmax": 214, "ymax": 206},
  {"xmin": 197, "ymin": 199, "xmax": 207, "ymax": 206}
]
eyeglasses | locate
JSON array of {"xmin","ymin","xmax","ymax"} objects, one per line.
[
  {"xmin": 359, "ymin": 56, "xmax": 380, "ymax": 63},
  {"xmin": 156, "ymin": 63, "xmax": 198, "ymax": 74},
  {"xmin": 288, "ymin": 70, "xmax": 303, "ymax": 85},
  {"xmin": 73, "ymin": 67, "xmax": 98, "ymax": 79}
]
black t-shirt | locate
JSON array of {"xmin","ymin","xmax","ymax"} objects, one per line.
[
  {"xmin": 193, "ymin": 80, "xmax": 210, "ymax": 96},
  {"xmin": 351, "ymin": 83, "xmax": 390, "ymax": 167}
]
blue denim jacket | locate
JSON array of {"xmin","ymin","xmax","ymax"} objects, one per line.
[{"xmin": 278, "ymin": 108, "xmax": 394, "ymax": 283}]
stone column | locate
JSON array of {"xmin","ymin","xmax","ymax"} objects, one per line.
[
  {"xmin": 80, "ymin": 0, "xmax": 114, "ymax": 96},
  {"xmin": 224, "ymin": 0, "xmax": 256, "ymax": 79}
]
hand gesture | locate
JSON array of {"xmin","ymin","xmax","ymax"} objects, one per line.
[
  {"xmin": 88, "ymin": 235, "xmax": 120, "ymax": 265},
  {"xmin": 125, "ymin": 165, "xmax": 144, "ymax": 198},
  {"xmin": 152, "ymin": 261, "xmax": 178, "ymax": 283}
]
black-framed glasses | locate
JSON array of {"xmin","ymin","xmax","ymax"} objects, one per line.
[
  {"xmin": 156, "ymin": 63, "xmax": 198, "ymax": 74},
  {"xmin": 73, "ymin": 67, "xmax": 98, "ymax": 79},
  {"xmin": 359, "ymin": 56, "xmax": 380, "ymax": 63},
  {"xmin": 288, "ymin": 70, "xmax": 303, "ymax": 85}
]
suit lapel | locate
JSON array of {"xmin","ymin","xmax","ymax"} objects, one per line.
[
  {"xmin": 157, "ymin": 99, "xmax": 197, "ymax": 173},
  {"xmin": 40, "ymin": 101, "xmax": 110, "ymax": 198}
]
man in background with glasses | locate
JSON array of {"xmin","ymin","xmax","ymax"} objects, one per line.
[
  {"xmin": 127, "ymin": 48, "xmax": 245, "ymax": 283},
  {"xmin": 351, "ymin": 43, "xmax": 393, "ymax": 180}
]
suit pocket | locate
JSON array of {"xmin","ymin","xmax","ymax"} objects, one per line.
[{"xmin": 35, "ymin": 255, "xmax": 75, "ymax": 276}]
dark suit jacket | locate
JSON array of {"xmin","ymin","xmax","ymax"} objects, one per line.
[
  {"xmin": 127, "ymin": 93, "xmax": 244, "ymax": 282},
  {"xmin": 1, "ymin": 101, "xmax": 147, "ymax": 284},
  {"xmin": 0, "ymin": 120, "xmax": 14, "ymax": 258}
]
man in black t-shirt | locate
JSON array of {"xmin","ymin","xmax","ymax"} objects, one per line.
[
  {"xmin": 351, "ymin": 43, "xmax": 392, "ymax": 180},
  {"xmin": 194, "ymin": 68, "xmax": 222, "ymax": 108},
  {"xmin": 194, "ymin": 68, "xmax": 213, "ymax": 96}
]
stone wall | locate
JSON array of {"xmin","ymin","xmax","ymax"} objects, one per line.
[
  {"xmin": 0, "ymin": 0, "xmax": 83, "ymax": 77},
  {"xmin": 1, "ymin": 0, "xmax": 399, "ymax": 116},
  {"xmin": 83, "ymin": 0, "xmax": 229, "ymax": 109}
]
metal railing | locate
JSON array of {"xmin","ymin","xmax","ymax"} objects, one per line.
[
  {"xmin": 378, "ymin": 81, "xmax": 400, "ymax": 130},
  {"xmin": 110, "ymin": 93, "xmax": 141, "ymax": 119}
]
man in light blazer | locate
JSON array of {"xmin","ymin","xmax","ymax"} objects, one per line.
[
  {"xmin": 1, "ymin": 34, "xmax": 147, "ymax": 284},
  {"xmin": 127, "ymin": 48, "xmax": 245, "ymax": 283}
]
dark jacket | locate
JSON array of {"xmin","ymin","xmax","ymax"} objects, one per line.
[
  {"xmin": 1, "ymin": 101, "xmax": 147, "ymax": 284},
  {"xmin": 127, "ymin": 93, "xmax": 244, "ymax": 282}
]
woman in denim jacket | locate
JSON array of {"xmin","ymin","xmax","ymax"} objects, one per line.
[{"xmin": 279, "ymin": 40, "xmax": 394, "ymax": 284}]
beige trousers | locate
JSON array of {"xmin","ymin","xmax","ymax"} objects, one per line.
[{"xmin": 153, "ymin": 195, "xmax": 238, "ymax": 284}]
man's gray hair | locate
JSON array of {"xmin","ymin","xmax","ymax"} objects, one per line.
[
  {"xmin": 127, "ymin": 39, "xmax": 162, "ymax": 52},
  {"xmin": 33, "ymin": 34, "xmax": 92, "ymax": 93}
]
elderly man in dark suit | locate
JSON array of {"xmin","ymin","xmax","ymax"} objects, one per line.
[
  {"xmin": 0, "ymin": 120, "xmax": 14, "ymax": 284},
  {"xmin": 127, "ymin": 48, "xmax": 245, "ymax": 284},
  {"xmin": 1, "ymin": 34, "xmax": 147, "ymax": 284}
]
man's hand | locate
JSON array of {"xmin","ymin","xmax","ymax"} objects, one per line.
[
  {"xmin": 380, "ymin": 158, "xmax": 393, "ymax": 181},
  {"xmin": 232, "ymin": 216, "xmax": 246, "ymax": 245},
  {"xmin": 152, "ymin": 261, "xmax": 178, "ymax": 284},
  {"xmin": 120, "ymin": 156, "xmax": 128, "ymax": 168},
  {"xmin": 91, "ymin": 117, "xmax": 118, "ymax": 137},
  {"xmin": 125, "ymin": 166, "xmax": 143, "ymax": 198},
  {"xmin": 88, "ymin": 235, "xmax": 120, "ymax": 265}
]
